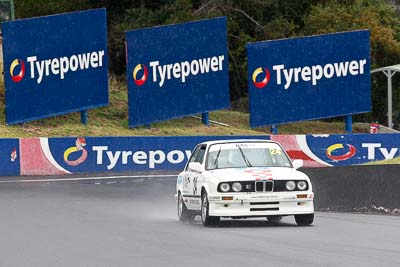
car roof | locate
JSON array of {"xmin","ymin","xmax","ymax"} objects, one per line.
[{"xmin": 198, "ymin": 139, "xmax": 277, "ymax": 146}]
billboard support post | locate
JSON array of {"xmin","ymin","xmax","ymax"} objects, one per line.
[
  {"xmin": 345, "ymin": 115, "xmax": 352, "ymax": 133},
  {"xmin": 80, "ymin": 110, "xmax": 87, "ymax": 125},
  {"xmin": 271, "ymin": 125, "xmax": 278, "ymax": 135},
  {"xmin": 202, "ymin": 112, "xmax": 209, "ymax": 126}
]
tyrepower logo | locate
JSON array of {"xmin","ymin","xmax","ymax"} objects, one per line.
[
  {"xmin": 132, "ymin": 64, "xmax": 148, "ymax": 86},
  {"xmin": 326, "ymin": 143, "xmax": 356, "ymax": 161},
  {"xmin": 133, "ymin": 55, "xmax": 225, "ymax": 87},
  {"xmin": 255, "ymin": 59, "xmax": 367, "ymax": 90},
  {"xmin": 10, "ymin": 59, "xmax": 26, "ymax": 83},
  {"xmin": 252, "ymin": 67, "xmax": 270, "ymax": 89},
  {"xmin": 64, "ymin": 137, "xmax": 88, "ymax": 166},
  {"xmin": 10, "ymin": 50, "xmax": 105, "ymax": 84}
]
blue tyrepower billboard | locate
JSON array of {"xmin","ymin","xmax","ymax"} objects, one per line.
[
  {"xmin": 2, "ymin": 9, "xmax": 108, "ymax": 125},
  {"xmin": 247, "ymin": 30, "xmax": 371, "ymax": 128},
  {"xmin": 126, "ymin": 17, "xmax": 229, "ymax": 127}
]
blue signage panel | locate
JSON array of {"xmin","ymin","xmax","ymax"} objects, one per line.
[
  {"xmin": 247, "ymin": 30, "xmax": 371, "ymax": 128},
  {"xmin": 2, "ymin": 9, "xmax": 108, "ymax": 125},
  {"xmin": 43, "ymin": 135, "xmax": 268, "ymax": 173},
  {"xmin": 304, "ymin": 134, "xmax": 400, "ymax": 166},
  {"xmin": 3, "ymin": 134, "xmax": 400, "ymax": 176},
  {"xmin": 0, "ymin": 139, "xmax": 20, "ymax": 176},
  {"xmin": 126, "ymin": 17, "xmax": 229, "ymax": 127}
]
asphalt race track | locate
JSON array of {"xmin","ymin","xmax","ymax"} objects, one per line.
[{"xmin": 0, "ymin": 174, "xmax": 399, "ymax": 267}]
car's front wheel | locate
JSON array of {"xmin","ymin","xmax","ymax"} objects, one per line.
[
  {"xmin": 178, "ymin": 192, "xmax": 194, "ymax": 222},
  {"xmin": 201, "ymin": 191, "xmax": 220, "ymax": 226},
  {"xmin": 294, "ymin": 214, "xmax": 314, "ymax": 226}
]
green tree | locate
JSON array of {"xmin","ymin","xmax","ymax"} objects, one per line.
[
  {"xmin": 302, "ymin": 0, "xmax": 400, "ymax": 124},
  {"xmin": 12, "ymin": 0, "xmax": 400, "ymax": 124},
  {"xmin": 15, "ymin": 0, "xmax": 93, "ymax": 18}
]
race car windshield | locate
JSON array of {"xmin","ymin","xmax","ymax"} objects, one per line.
[{"xmin": 206, "ymin": 142, "xmax": 292, "ymax": 170}]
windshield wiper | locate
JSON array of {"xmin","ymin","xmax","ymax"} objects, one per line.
[
  {"xmin": 238, "ymin": 146, "xmax": 252, "ymax": 167},
  {"xmin": 213, "ymin": 146, "xmax": 222, "ymax": 169}
]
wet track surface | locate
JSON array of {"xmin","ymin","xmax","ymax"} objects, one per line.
[{"xmin": 0, "ymin": 174, "xmax": 400, "ymax": 267}]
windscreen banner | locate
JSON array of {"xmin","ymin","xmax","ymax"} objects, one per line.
[
  {"xmin": 2, "ymin": 9, "xmax": 108, "ymax": 125},
  {"xmin": 126, "ymin": 17, "xmax": 229, "ymax": 127},
  {"xmin": 247, "ymin": 30, "xmax": 371, "ymax": 128}
]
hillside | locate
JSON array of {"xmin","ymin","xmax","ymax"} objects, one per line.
[{"xmin": 0, "ymin": 78, "xmax": 368, "ymax": 138}]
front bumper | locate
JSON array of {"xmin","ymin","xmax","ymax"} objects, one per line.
[{"xmin": 208, "ymin": 192, "xmax": 314, "ymax": 217}]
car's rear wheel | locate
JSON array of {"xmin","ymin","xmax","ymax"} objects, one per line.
[
  {"xmin": 201, "ymin": 191, "xmax": 220, "ymax": 226},
  {"xmin": 178, "ymin": 192, "xmax": 194, "ymax": 222},
  {"xmin": 294, "ymin": 214, "xmax": 314, "ymax": 226},
  {"xmin": 267, "ymin": 215, "xmax": 283, "ymax": 223}
]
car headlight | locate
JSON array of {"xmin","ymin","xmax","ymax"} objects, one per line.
[
  {"xmin": 297, "ymin": 181, "xmax": 307, "ymax": 191},
  {"xmin": 220, "ymin": 183, "xmax": 230, "ymax": 192},
  {"xmin": 285, "ymin": 181, "xmax": 296, "ymax": 191},
  {"xmin": 232, "ymin": 182, "xmax": 242, "ymax": 192}
]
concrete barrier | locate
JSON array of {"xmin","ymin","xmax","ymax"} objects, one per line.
[{"xmin": 302, "ymin": 165, "xmax": 400, "ymax": 213}]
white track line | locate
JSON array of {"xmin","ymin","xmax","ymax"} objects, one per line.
[{"xmin": 0, "ymin": 174, "xmax": 178, "ymax": 184}]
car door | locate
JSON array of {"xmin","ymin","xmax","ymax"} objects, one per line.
[{"xmin": 184, "ymin": 144, "xmax": 206, "ymax": 210}]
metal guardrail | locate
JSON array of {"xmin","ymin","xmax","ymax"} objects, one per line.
[{"xmin": 354, "ymin": 123, "xmax": 400, "ymax": 133}]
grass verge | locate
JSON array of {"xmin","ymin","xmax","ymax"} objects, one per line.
[{"xmin": 0, "ymin": 77, "xmax": 369, "ymax": 138}]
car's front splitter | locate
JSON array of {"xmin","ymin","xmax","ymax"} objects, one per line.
[{"xmin": 208, "ymin": 192, "xmax": 314, "ymax": 217}]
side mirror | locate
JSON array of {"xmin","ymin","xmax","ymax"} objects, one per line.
[
  {"xmin": 188, "ymin": 162, "xmax": 202, "ymax": 173},
  {"xmin": 292, "ymin": 159, "xmax": 304, "ymax": 169}
]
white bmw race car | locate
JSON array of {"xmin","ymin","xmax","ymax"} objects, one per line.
[{"xmin": 176, "ymin": 139, "xmax": 314, "ymax": 226}]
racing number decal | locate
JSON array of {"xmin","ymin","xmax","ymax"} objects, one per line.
[
  {"xmin": 183, "ymin": 175, "xmax": 190, "ymax": 190},
  {"xmin": 193, "ymin": 177, "xmax": 198, "ymax": 195},
  {"xmin": 270, "ymin": 148, "xmax": 282, "ymax": 155}
]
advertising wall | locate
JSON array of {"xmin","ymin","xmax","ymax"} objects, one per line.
[
  {"xmin": 18, "ymin": 136, "xmax": 268, "ymax": 176},
  {"xmin": 247, "ymin": 30, "xmax": 371, "ymax": 128},
  {"xmin": 1, "ymin": 134, "xmax": 399, "ymax": 177},
  {"xmin": 126, "ymin": 17, "xmax": 230, "ymax": 127},
  {"xmin": 2, "ymin": 9, "xmax": 108, "ymax": 125},
  {"xmin": 271, "ymin": 134, "xmax": 400, "ymax": 167}
]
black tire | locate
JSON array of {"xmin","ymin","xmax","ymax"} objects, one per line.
[
  {"xmin": 267, "ymin": 215, "xmax": 283, "ymax": 223},
  {"xmin": 178, "ymin": 192, "xmax": 193, "ymax": 222},
  {"xmin": 294, "ymin": 214, "xmax": 314, "ymax": 226},
  {"xmin": 201, "ymin": 191, "xmax": 220, "ymax": 226}
]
